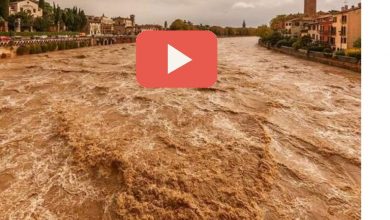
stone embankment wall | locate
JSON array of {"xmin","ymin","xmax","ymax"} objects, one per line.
[
  {"xmin": 0, "ymin": 36, "xmax": 135, "ymax": 59},
  {"xmin": 259, "ymin": 43, "xmax": 361, "ymax": 72}
]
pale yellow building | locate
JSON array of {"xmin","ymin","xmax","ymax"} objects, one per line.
[
  {"xmin": 100, "ymin": 15, "xmax": 114, "ymax": 35},
  {"xmin": 332, "ymin": 4, "xmax": 361, "ymax": 50},
  {"xmin": 9, "ymin": 0, "xmax": 43, "ymax": 18},
  {"xmin": 284, "ymin": 21, "xmax": 293, "ymax": 37}
]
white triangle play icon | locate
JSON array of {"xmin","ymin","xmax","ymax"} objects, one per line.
[{"xmin": 168, "ymin": 44, "xmax": 192, "ymax": 74}]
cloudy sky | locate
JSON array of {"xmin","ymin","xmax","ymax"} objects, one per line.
[{"xmin": 50, "ymin": 0, "xmax": 361, "ymax": 27}]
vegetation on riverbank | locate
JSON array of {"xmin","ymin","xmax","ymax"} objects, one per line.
[
  {"xmin": 15, "ymin": 40, "xmax": 90, "ymax": 55},
  {"xmin": 0, "ymin": 31, "xmax": 79, "ymax": 37},
  {"xmin": 168, "ymin": 19, "xmax": 269, "ymax": 37},
  {"xmin": 0, "ymin": 0, "xmax": 87, "ymax": 33},
  {"xmin": 258, "ymin": 28, "xmax": 361, "ymax": 60}
]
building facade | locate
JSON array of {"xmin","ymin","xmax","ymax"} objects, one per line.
[
  {"xmin": 136, "ymin": 24, "xmax": 162, "ymax": 33},
  {"xmin": 86, "ymin": 14, "xmax": 136, "ymax": 36},
  {"xmin": 308, "ymin": 15, "xmax": 333, "ymax": 45},
  {"xmin": 284, "ymin": 21, "xmax": 293, "ymax": 37},
  {"xmin": 113, "ymin": 15, "xmax": 135, "ymax": 35},
  {"xmin": 285, "ymin": 17, "xmax": 314, "ymax": 38},
  {"xmin": 85, "ymin": 16, "xmax": 102, "ymax": 36},
  {"xmin": 304, "ymin": 0, "xmax": 316, "ymax": 17},
  {"xmin": 331, "ymin": 4, "xmax": 361, "ymax": 50},
  {"xmin": 100, "ymin": 15, "xmax": 114, "ymax": 35},
  {"xmin": 308, "ymin": 22, "xmax": 319, "ymax": 41},
  {"xmin": 9, "ymin": 0, "xmax": 43, "ymax": 18}
]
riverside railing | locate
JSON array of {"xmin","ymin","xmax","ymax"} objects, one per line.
[{"xmin": 0, "ymin": 35, "xmax": 135, "ymax": 47}]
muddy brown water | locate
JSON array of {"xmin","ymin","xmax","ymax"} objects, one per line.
[{"xmin": 0, "ymin": 37, "xmax": 360, "ymax": 219}]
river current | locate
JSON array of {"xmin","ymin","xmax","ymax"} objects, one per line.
[{"xmin": 0, "ymin": 37, "xmax": 360, "ymax": 219}]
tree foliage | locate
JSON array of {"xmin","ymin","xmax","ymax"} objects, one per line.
[
  {"xmin": 60, "ymin": 7, "xmax": 87, "ymax": 31},
  {"xmin": 7, "ymin": 11, "xmax": 34, "ymax": 31},
  {"xmin": 39, "ymin": 0, "xmax": 45, "ymax": 9},
  {"xmin": 353, "ymin": 37, "xmax": 361, "ymax": 48},
  {"xmin": 0, "ymin": 0, "xmax": 9, "ymax": 19},
  {"xmin": 168, "ymin": 18, "xmax": 268, "ymax": 37},
  {"xmin": 3, "ymin": 1, "xmax": 87, "ymax": 32},
  {"xmin": 257, "ymin": 25, "xmax": 273, "ymax": 39},
  {"xmin": 170, "ymin": 19, "xmax": 192, "ymax": 30}
]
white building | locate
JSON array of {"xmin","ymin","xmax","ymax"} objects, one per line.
[
  {"xmin": 9, "ymin": 0, "xmax": 43, "ymax": 18},
  {"xmin": 85, "ymin": 16, "xmax": 102, "ymax": 36}
]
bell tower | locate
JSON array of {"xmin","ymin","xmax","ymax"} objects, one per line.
[{"xmin": 304, "ymin": 0, "xmax": 317, "ymax": 17}]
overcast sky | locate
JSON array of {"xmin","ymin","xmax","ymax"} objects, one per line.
[{"xmin": 50, "ymin": 0, "xmax": 361, "ymax": 27}]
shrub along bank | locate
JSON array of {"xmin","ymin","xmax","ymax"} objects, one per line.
[
  {"xmin": 0, "ymin": 32, "xmax": 80, "ymax": 37},
  {"xmin": 16, "ymin": 40, "xmax": 90, "ymax": 56}
]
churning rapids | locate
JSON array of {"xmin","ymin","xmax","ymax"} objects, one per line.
[{"xmin": 0, "ymin": 37, "xmax": 360, "ymax": 219}]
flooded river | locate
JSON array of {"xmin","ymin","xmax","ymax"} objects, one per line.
[{"xmin": 0, "ymin": 37, "xmax": 360, "ymax": 219}]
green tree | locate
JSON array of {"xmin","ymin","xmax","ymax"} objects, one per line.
[
  {"xmin": 257, "ymin": 25, "xmax": 273, "ymax": 39},
  {"xmin": 238, "ymin": 27, "xmax": 249, "ymax": 36},
  {"xmin": 301, "ymin": 35, "xmax": 312, "ymax": 46},
  {"xmin": 39, "ymin": 0, "xmax": 45, "ymax": 10},
  {"xmin": 353, "ymin": 37, "xmax": 361, "ymax": 48},
  {"xmin": 242, "ymin": 20, "xmax": 246, "ymax": 28},
  {"xmin": 261, "ymin": 31, "xmax": 283, "ymax": 46},
  {"xmin": 0, "ymin": 0, "xmax": 9, "ymax": 19},
  {"xmin": 225, "ymin": 27, "xmax": 236, "ymax": 36},
  {"xmin": 291, "ymin": 35, "xmax": 312, "ymax": 50},
  {"xmin": 33, "ymin": 2, "xmax": 54, "ymax": 31},
  {"xmin": 209, "ymin": 26, "xmax": 224, "ymax": 36},
  {"xmin": 7, "ymin": 11, "xmax": 34, "ymax": 31},
  {"xmin": 170, "ymin": 19, "xmax": 189, "ymax": 30}
]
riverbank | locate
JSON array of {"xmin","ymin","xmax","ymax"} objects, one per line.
[
  {"xmin": 259, "ymin": 42, "xmax": 361, "ymax": 72},
  {"xmin": 0, "ymin": 36, "xmax": 135, "ymax": 59}
]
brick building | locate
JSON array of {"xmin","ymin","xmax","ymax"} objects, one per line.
[{"xmin": 304, "ymin": 0, "xmax": 317, "ymax": 17}]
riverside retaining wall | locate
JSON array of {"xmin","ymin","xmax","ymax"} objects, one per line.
[
  {"xmin": 260, "ymin": 43, "xmax": 361, "ymax": 72},
  {"xmin": 0, "ymin": 36, "xmax": 136, "ymax": 59}
]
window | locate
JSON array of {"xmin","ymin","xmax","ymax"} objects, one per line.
[
  {"xmin": 342, "ymin": 15, "xmax": 347, "ymax": 23},
  {"xmin": 333, "ymin": 17, "xmax": 337, "ymax": 23},
  {"xmin": 331, "ymin": 27, "xmax": 336, "ymax": 35},
  {"xmin": 341, "ymin": 26, "xmax": 347, "ymax": 36}
]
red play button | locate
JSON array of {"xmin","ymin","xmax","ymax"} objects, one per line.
[{"xmin": 136, "ymin": 31, "xmax": 217, "ymax": 88}]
